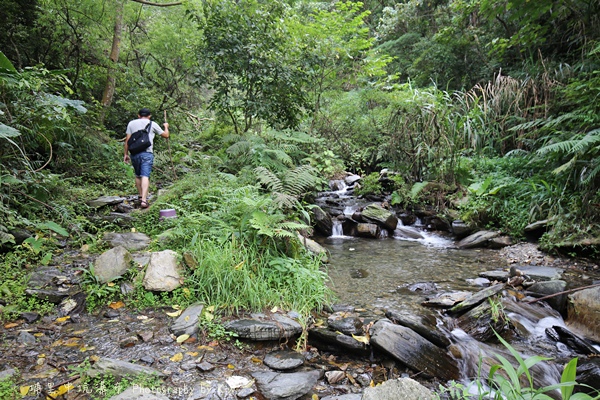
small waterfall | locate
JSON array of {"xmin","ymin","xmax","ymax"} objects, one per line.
[
  {"xmin": 393, "ymin": 220, "xmax": 453, "ymax": 247},
  {"xmin": 331, "ymin": 220, "xmax": 345, "ymax": 237}
]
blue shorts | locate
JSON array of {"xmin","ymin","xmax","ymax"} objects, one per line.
[{"xmin": 131, "ymin": 152, "xmax": 154, "ymax": 178}]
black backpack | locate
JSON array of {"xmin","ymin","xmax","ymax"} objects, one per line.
[{"xmin": 127, "ymin": 122, "xmax": 152, "ymax": 155}]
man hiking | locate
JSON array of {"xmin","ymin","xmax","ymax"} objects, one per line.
[{"xmin": 124, "ymin": 108, "xmax": 169, "ymax": 208}]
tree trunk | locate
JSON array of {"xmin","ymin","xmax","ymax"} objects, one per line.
[{"xmin": 100, "ymin": 0, "xmax": 125, "ymax": 124}]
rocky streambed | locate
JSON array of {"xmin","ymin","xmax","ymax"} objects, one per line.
[{"xmin": 2, "ymin": 193, "xmax": 600, "ymax": 400}]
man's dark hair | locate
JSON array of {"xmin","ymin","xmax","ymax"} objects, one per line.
[{"xmin": 139, "ymin": 108, "xmax": 151, "ymax": 117}]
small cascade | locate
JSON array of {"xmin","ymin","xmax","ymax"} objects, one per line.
[
  {"xmin": 330, "ymin": 220, "xmax": 345, "ymax": 238},
  {"xmin": 393, "ymin": 220, "xmax": 453, "ymax": 247}
]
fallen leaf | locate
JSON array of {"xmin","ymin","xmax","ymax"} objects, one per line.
[
  {"xmin": 186, "ymin": 352, "xmax": 198, "ymax": 357},
  {"xmin": 20, "ymin": 386, "xmax": 30, "ymax": 395},
  {"xmin": 55, "ymin": 316, "xmax": 70, "ymax": 323},
  {"xmin": 34, "ymin": 333, "xmax": 44, "ymax": 337},
  {"xmin": 203, "ymin": 311, "xmax": 214, "ymax": 322},
  {"xmin": 166, "ymin": 310, "xmax": 182, "ymax": 317},
  {"xmin": 251, "ymin": 357, "xmax": 262, "ymax": 364},
  {"xmin": 370, "ymin": 380, "xmax": 375, "ymax": 387},
  {"xmin": 48, "ymin": 383, "xmax": 75, "ymax": 398},
  {"xmin": 73, "ymin": 330, "xmax": 86, "ymax": 335},
  {"xmin": 270, "ymin": 306, "xmax": 278, "ymax": 313},
  {"xmin": 107, "ymin": 282, "xmax": 115, "ymax": 287},
  {"xmin": 4, "ymin": 322, "xmax": 20, "ymax": 329},
  {"xmin": 176, "ymin": 334, "xmax": 190, "ymax": 344},
  {"xmin": 90, "ymin": 355, "xmax": 100, "ymax": 362},
  {"xmin": 170, "ymin": 353, "xmax": 183, "ymax": 362},
  {"xmin": 197, "ymin": 345, "xmax": 214, "ymax": 351},
  {"xmin": 206, "ymin": 305, "xmax": 215, "ymax": 312},
  {"xmin": 63, "ymin": 337, "xmax": 82, "ymax": 347},
  {"xmin": 227, "ymin": 364, "xmax": 235, "ymax": 369},
  {"xmin": 131, "ymin": 228, "xmax": 136, "ymax": 232},
  {"xmin": 136, "ymin": 315, "xmax": 148, "ymax": 320},
  {"xmin": 184, "ymin": 337, "xmax": 197, "ymax": 344},
  {"xmin": 312, "ymin": 394, "xmax": 319, "ymax": 400},
  {"xmin": 80, "ymin": 244, "xmax": 89, "ymax": 252},
  {"xmin": 233, "ymin": 261, "xmax": 245, "ymax": 270},
  {"xmin": 184, "ymin": 315, "xmax": 190, "ymax": 321},
  {"xmin": 351, "ymin": 334, "xmax": 370, "ymax": 345},
  {"xmin": 38, "ymin": 354, "xmax": 45, "ymax": 358},
  {"xmin": 109, "ymin": 301, "xmax": 125, "ymax": 309}
]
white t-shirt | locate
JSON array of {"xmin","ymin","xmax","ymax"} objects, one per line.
[{"xmin": 125, "ymin": 118, "xmax": 164, "ymax": 153}]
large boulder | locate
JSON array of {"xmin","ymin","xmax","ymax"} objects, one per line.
[
  {"xmin": 93, "ymin": 246, "xmax": 132, "ymax": 283},
  {"xmin": 362, "ymin": 204, "xmax": 398, "ymax": 231},
  {"xmin": 355, "ymin": 223, "xmax": 381, "ymax": 239},
  {"xmin": 457, "ymin": 230, "xmax": 501, "ymax": 249},
  {"xmin": 170, "ymin": 303, "xmax": 204, "ymax": 337},
  {"xmin": 567, "ymin": 286, "xmax": 600, "ymax": 342},
  {"xmin": 225, "ymin": 313, "xmax": 302, "ymax": 341},
  {"xmin": 369, "ymin": 319, "xmax": 459, "ymax": 381},
  {"xmin": 312, "ymin": 206, "xmax": 333, "ymax": 236},
  {"xmin": 142, "ymin": 250, "xmax": 182, "ymax": 292},
  {"xmin": 104, "ymin": 232, "xmax": 151, "ymax": 251},
  {"xmin": 88, "ymin": 357, "xmax": 165, "ymax": 378},
  {"xmin": 297, "ymin": 234, "xmax": 329, "ymax": 262},
  {"xmin": 526, "ymin": 280, "xmax": 568, "ymax": 313},
  {"xmin": 251, "ymin": 370, "xmax": 321, "ymax": 400},
  {"xmin": 362, "ymin": 378, "xmax": 434, "ymax": 400}
]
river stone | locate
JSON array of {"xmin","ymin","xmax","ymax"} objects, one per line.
[
  {"xmin": 385, "ymin": 309, "xmax": 450, "ymax": 347},
  {"xmin": 456, "ymin": 301, "xmax": 509, "ymax": 342},
  {"xmin": 312, "ymin": 206, "xmax": 333, "ymax": 236},
  {"xmin": 393, "ymin": 226, "xmax": 424, "ymax": 240},
  {"xmin": 422, "ymin": 291, "xmax": 471, "ymax": 308},
  {"xmin": 362, "ymin": 378, "xmax": 434, "ymax": 400},
  {"xmin": 263, "ymin": 350, "xmax": 304, "ymax": 371},
  {"xmin": 345, "ymin": 174, "xmax": 361, "ymax": 186},
  {"xmin": 369, "ymin": 319, "xmax": 459, "ymax": 381},
  {"xmin": 20, "ymin": 312, "xmax": 40, "ymax": 323},
  {"xmin": 308, "ymin": 327, "xmax": 369, "ymax": 354},
  {"xmin": 362, "ymin": 204, "xmax": 398, "ymax": 231},
  {"xmin": 526, "ymin": 280, "xmax": 568, "ymax": 312},
  {"xmin": 143, "ymin": 250, "xmax": 182, "ymax": 292},
  {"xmin": 519, "ymin": 265, "xmax": 564, "ymax": 281},
  {"xmin": 449, "ymin": 284, "xmax": 505, "ymax": 314},
  {"xmin": 94, "ymin": 246, "xmax": 133, "ymax": 283},
  {"xmin": 18, "ymin": 330, "xmax": 36, "ymax": 345},
  {"xmin": 545, "ymin": 325, "xmax": 598, "ymax": 355},
  {"xmin": 488, "ymin": 236, "xmax": 513, "ymax": 249},
  {"xmin": 567, "ymin": 286, "xmax": 600, "ymax": 342},
  {"xmin": 108, "ymin": 387, "xmax": 169, "ymax": 400},
  {"xmin": 0, "ymin": 368, "xmax": 17, "ymax": 381},
  {"xmin": 88, "ymin": 195, "xmax": 125, "ymax": 208},
  {"xmin": 171, "ymin": 303, "xmax": 204, "ymax": 337},
  {"xmin": 251, "ymin": 370, "xmax": 321, "ymax": 400},
  {"xmin": 104, "ymin": 232, "xmax": 151, "ymax": 251},
  {"xmin": 88, "ymin": 357, "xmax": 165, "ymax": 378},
  {"xmin": 327, "ymin": 312, "xmax": 363, "ymax": 335},
  {"xmin": 297, "ymin": 234, "xmax": 329, "ymax": 262},
  {"xmin": 478, "ymin": 269, "xmax": 509, "ymax": 282},
  {"xmin": 576, "ymin": 358, "xmax": 600, "ymax": 393},
  {"xmin": 457, "ymin": 230, "xmax": 501, "ymax": 249},
  {"xmin": 524, "ymin": 219, "xmax": 549, "ymax": 232},
  {"xmin": 225, "ymin": 313, "xmax": 302, "ymax": 341},
  {"xmin": 355, "ymin": 223, "xmax": 380, "ymax": 238},
  {"xmin": 321, "ymin": 395, "xmax": 362, "ymax": 400},
  {"xmin": 451, "ymin": 220, "xmax": 471, "ymax": 238}
]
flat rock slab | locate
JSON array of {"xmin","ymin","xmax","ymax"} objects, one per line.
[
  {"xmin": 143, "ymin": 250, "xmax": 182, "ymax": 292},
  {"xmin": 104, "ymin": 232, "xmax": 151, "ymax": 251},
  {"xmin": 520, "ymin": 265, "xmax": 564, "ymax": 281},
  {"xmin": 108, "ymin": 387, "xmax": 169, "ymax": 400},
  {"xmin": 251, "ymin": 370, "xmax": 321, "ymax": 400},
  {"xmin": 88, "ymin": 357, "xmax": 165, "ymax": 379},
  {"xmin": 94, "ymin": 245, "xmax": 132, "ymax": 283},
  {"xmin": 362, "ymin": 378, "xmax": 434, "ymax": 400},
  {"xmin": 322, "ymin": 395, "xmax": 362, "ymax": 400},
  {"xmin": 457, "ymin": 230, "xmax": 500, "ymax": 249},
  {"xmin": 369, "ymin": 320, "xmax": 459, "ymax": 381},
  {"xmin": 263, "ymin": 350, "xmax": 304, "ymax": 371},
  {"xmin": 308, "ymin": 327, "xmax": 369, "ymax": 354},
  {"xmin": 225, "ymin": 313, "xmax": 302, "ymax": 341},
  {"xmin": 385, "ymin": 309, "xmax": 450, "ymax": 347},
  {"xmin": 449, "ymin": 284, "xmax": 505, "ymax": 314},
  {"xmin": 362, "ymin": 204, "xmax": 398, "ymax": 231},
  {"xmin": 327, "ymin": 312, "xmax": 363, "ymax": 335},
  {"xmin": 479, "ymin": 270, "xmax": 510, "ymax": 282},
  {"xmin": 422, "ymin": 291, "xmax": 471, "ymax": 308},
  {"xmin": 170, "ymin": 303, "xmax": 204, "ymax": 337},
  {"xmin": 88, "ymin": 196, "xmax": 125, "ymax": 208},
  {"xmin": 568, "ymin": 286, "xmax": 600, "ymax": 342}
]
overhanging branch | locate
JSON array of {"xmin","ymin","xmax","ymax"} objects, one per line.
[{"xmin": 129, "ymin": 0, "xmax": 182, "ymax": 6}]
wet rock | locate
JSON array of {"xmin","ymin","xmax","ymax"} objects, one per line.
[
  {"xmin": 355, "ymin": 223, "xmax": 381, "ymax": 238},
  {"xmin": 197, "ymin": 361, "xmax": 215, "ymax": 372},
  {"xmin": 308, "ymin": 327, "xmax": 369, "ymax": 355},
  {"xmin": 457, "ymin": 230, "xmax": 501, "ymax": 249},
  {"xmin": 345, "ymin": 174, "xmax": 361, "ymax": 186},
  {"xmin": 385, "ymin": 309, "xmax": 450, "ymax": 347},
  {"xmin": 24, "ymin": 288, "xmax": 72, "ymax": 304},
  {"xmin": 138, "ymin": 331, "xmax": 154, "ymax": 343},
  {"xmin": 58, "ymin": 292, "xmax": 87, "ymax": 316},
  {"xmin": 88, "ymin": 357, "xmax": 165, "ymax": 378},
  {"xmin": 143, "ymin": 250, "xmax": 182, "ymax": 292},
  {"xmin": 104, "ymin": 309, "xmax": 120, "ymax": 318},
  {"xmin": 321, "ymin": 395, "xmax": 362, "ymax": 400},
  {"xmin": 94, "ymin": 246, "xmax": 133, "ymax": 283},
  {"xmin": 140, "ymin": 356, "xmax": 154, "ymax": 364},
  {"xmin": 297, "ymin": 234, "xmax": 329, "ymax": 262},
  {"xmin": 576, "ymin": 358, "xmax": 600, "ymax": 393},
  {"xmin": 263, "ymin": 350, "xmax": 304, "ymax": 371},
  {"xmin": 108, "ymin": 386, "xmax": 169, "ymax": 399},
  {"xmin": 362, "ymin": 204, "xmax": 398, "ymax": 231},
  {"xmin": 251, "ymin": 370, "xmax": 321, "ymax": 400},
  {"xmin": 226, "ymin": 376, "xmax": 253, "ymax": 390},
  {"xmin": 325, "ymin": 370, "xmax": 345, "ymax": 384},
  {"xmin": 171, "ymin": 303, "xmax": 204, "ymax": 337},
  {"xmin": 545, "ymin": 326, "xmax": 598, "ymax": 355},
  {"xmin": 225, "ymin": 313, "xmax": 302, "ymax": 341},
  {"xmin": 466, "ymin": 277, "xmax": 491, "ymax": 287},
  {"xmin": 104, "ymin": 232, "xmax": 151, "ymax": 251},
  {"xmin": 327, "ymin": 312, "xmax": 363, "ymax": 335},
  {"xmin": 478, "ymin": 269, "xmax": 509, "ymax": 282},
  {"xmin": 451, "ymin": 220, "xmax": 471, "ymax": 238},
  {"xmin": 349, "ymin": 268, "xmax": 368, "ymax": 279},
  {"xmin": 568, "ymin": 286, "xmax": 600, "ymax": 342},
  {"xmin": 312, "ymin": 206, "xmax": 333, "ymax": 237},
  {"xmin": 120, "ymin": 336, "xmax": 140, "ymax": 348},
  {"xmin": 181, "ymin": 361, "xmax": 197, "ymax": 371},
  {"xmin": 488, "ymin": 236, "xmax": 513, "ymax": 249},
  {"xmin": 456, "ymin": 301, "xmax": 509, "ymax": 342},
  {"xmin": 183, "ymin": 252, "xmax": 198, "ymax": 269},
  {"xmin": 406, "ymin": 282, "xmax": 438, "ymax": 293},
  {"xmin": 524, "ymin": 219, "xmax": 549, "ymax": 232},
  {"xmin": 237, "ymin": 387, "xmax": 255, "ymax": 398},
  {"xmin": 449, "ymin": 284, "xmax": 505, "ymax": 314},
  {"xmin": 369, "ymin": 319, "xmax": 459, "ymax": 381},
  {"xmin": 88, "ymin": 196, "xmax": 125, "ymax": 208},
  {"xmin": 329, "ymin": 304, "xmax": 356, "ymax": 313},
  {"xmin": 121, "ymin": 281, "xmax": 135, "ymax": 295},
  {"xmin": 525, "ymin": 280, "xmax": 568, "ymax": 313},
  {"xmin": 20, "ymin": 312, "xmax": 40, "ymax": 323},
  {"xmin": 18, "ymin": 330, "xmax": 36, "ymax": 345},
  {"xmin": 422, "ymin": 291, "xmax": 471, "ymax": 308},
  {"xmin": 362, "ymin": 378, "xmax": 434, "ymax": 400},
  {"xmin": 519, "ymin": 265, "xmax": 564, "ymax": 281},
  {"xmin": 393, "ymin": 226, "xmax": 423, "ymax": 240}
]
